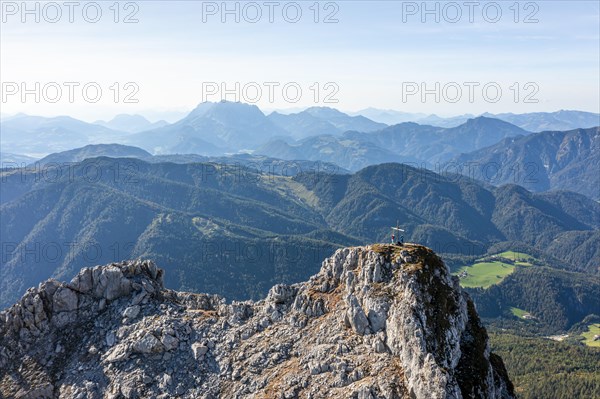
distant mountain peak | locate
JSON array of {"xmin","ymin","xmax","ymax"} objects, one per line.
[
  {"xmin": 95, "ymin": 114, "xmax": 168, "ymax": 133},
  {"xmin": 450, "ymin": 126, "xmax": 599, "ymax": 199},
  {"xmin": 460, "ymin": 115, "xmax": 527, "ymax": 130},
  {"xmin": 35, "ymin": 143, "xmax": 153, "ymax": 165},
  {"xmin": 466, "ymin": 115, "xmax": 502, "ymax": 123},
  {"xmin": 108, "ymin": 114, "xmax": 151, "ymax": 124},
  {"xmin": 187, "ymin": 100, "xmax": 264, "ymax": 119},
  {"xmin": 304, "ymin": 106, "xmax": 346, "ymax": 117}
]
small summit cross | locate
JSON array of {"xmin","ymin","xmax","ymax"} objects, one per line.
[{"xmin": 391, "ymin": 221, "xmax": 405, "ymax": 245}]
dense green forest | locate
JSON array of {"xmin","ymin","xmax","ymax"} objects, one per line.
[
  {"xmin": 489, "ymin": 332, "xmax": 600, "ymax": 399},
  {"xmin": 2, "ymin": 159, "xmax": 599, "ymax": 309}
]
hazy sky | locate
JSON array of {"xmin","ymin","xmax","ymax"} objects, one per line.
[{"xmin": 1, "ymin": 0, "xmax": 599, "ymax": 121}]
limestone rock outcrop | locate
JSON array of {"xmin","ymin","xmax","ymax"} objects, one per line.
[{"xmin": 0, "ymin": 244, "xmax": 515, "ymax": 399}]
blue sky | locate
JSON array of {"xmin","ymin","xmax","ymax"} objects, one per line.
[{"xmin": 1, "ymin": 1, "xmax": 599, "ymax": 121}]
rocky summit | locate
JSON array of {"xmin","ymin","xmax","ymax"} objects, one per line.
[{"xmin": 0, "ymin": 244, "xmax": 515, "ymax": 399}]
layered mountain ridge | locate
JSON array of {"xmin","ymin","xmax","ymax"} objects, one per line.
[
  {"xmin": 450, "ymin": 127, "xmax": 600, "ymax": 199},
  {"xmin": 2, "ymin": 159, "xmax": 599, "ymax": 310},
  {"xmin": 0, "ymin": 244, "xmax": 515, "ymax": 399},
  {"xmin": 257, "ymin": 116, "xmax": 529, "ymax": 170}
]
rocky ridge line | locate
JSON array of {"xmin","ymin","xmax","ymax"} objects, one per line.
[{"xmin": 0, "ymin": 244, "xmax": 515, "ymax": 399}]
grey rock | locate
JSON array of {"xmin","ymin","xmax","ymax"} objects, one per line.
[
  {"xmin": 133, "ymin": 332, "xmax": 164, "ymax": 354},
  {"xmin": 131, "ymin": 292, "xmax": 146, "ymax": 306},
  {"xmin": 161, "ymin": 334, "xmax": 179, "ymax": 351},
  {"xmin": 53, "ymin": 287, "xmax": 78, "ymax": 313},
  {"xmin": 0, "ymin": 248, "xmax": 516, "ymax": 399},
  {"xmin": 104, "ymin": 343, "xmax": 130, "ymax": 363},
  {"xmin": 365, "ymin": 297, "xmax": 389, "ymax": 333},
  {"xmin": 95, "ymin": 267, "xmax": 131, "ymax": 300},
  {"xmin": 122, "ymin": 305, "xmax": 140, "ymax": 319},
  {"xmin": 106, "ymin": 331, "xmax": 116, "ymax": 347},
  {"xmin": 192, "ymin": 342, "xmax": 209, "ymax": 360},
  {"xmin": 267, "ymin": 284, "xmax": 297, "ymax": 304},
  {"xmin": 69, "ymin": 268, "xmax": 93, "ymax": 293},
  {"xmin": 346, "ymin": 294, "xmax": 370, "ymax": 335}
]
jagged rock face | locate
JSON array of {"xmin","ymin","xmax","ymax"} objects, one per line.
[{"xmin": 0, "ymin": 245, "xmax": 515, "ymax": 399}]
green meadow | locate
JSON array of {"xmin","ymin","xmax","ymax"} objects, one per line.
[
  {"xmin": 454, "ymin": 251, "xmax": 537, "ymax": 288},
  {"xmin": 510, "ymin": 307, "xmax": 528, "ymax": 319},
  {"xmin": 580, "ymin": 324, "xmax": 600, "ymax": 348}
]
